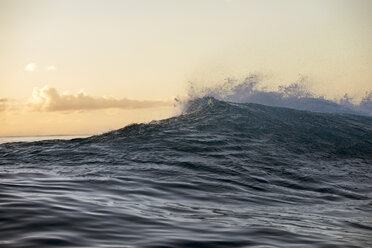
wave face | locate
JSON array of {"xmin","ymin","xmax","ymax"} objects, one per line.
[{"xmin": 1, "ymin": 97, "xmax": 372, "ymax": 247}]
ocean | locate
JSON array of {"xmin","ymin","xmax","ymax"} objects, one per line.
[
  {"xmin": 0, "ymin": 135, "xmax": 90, "ymax": 145},
  {"xmin": 1, "ymin": 97, "xmax": 371, "ymax": 247}
]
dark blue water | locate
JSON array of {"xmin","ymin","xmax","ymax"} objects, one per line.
[{"xmin": 1, "ymin": 97, "xmax": 372, "ymax": 247}]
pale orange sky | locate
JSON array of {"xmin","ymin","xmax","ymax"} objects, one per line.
[{"xmin": 0, "ymin": 0, "xmax": 371, "ymax": 136}]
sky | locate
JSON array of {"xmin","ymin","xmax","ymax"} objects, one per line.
[{"xmin": 0, "ymin": 0, "xmax": 371, "ymax": 136}]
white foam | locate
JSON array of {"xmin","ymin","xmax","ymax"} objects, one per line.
[{"xmin": 184, "ymin": 75, "xmax": 372, "ymax": 116}]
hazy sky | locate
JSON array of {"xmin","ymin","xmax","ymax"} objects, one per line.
[{"xmin": 1, "ymin": 0, "xmax": 371, "ymax": 136}]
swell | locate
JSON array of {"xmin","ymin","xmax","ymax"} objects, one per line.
[
  {"xmin": 89, "ymin": 97, "xmax": 372, "ymax": 157},
  {"xmin": 2, "ymin": 97, "xmax": 372, "ymax": 158}
]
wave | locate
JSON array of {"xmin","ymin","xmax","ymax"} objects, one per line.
[
  {"xmin": 79, "ymin": 97, "xmax": 372, "ymax": 158},
  {"xmin": 184, "ymin": 75, "xmax": 372, "ymax": 116},
  {"xmin": 2, "ymin": 97, "xmax": 372, "ymax": 160},
  {"xmin": 3, "ymin": 96, "xmax": 362, "ymax": 163}
]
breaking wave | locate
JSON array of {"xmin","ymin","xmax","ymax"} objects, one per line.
[{"xmin": 184, "ymin": 75, "xmax": 372, "ymax": 116}]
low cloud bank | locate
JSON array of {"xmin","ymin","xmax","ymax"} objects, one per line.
[
  {"xmin": 0, "ymin": 98, "xmax": 7, "ymax": 111},
  {"xmin": 29, "ymin": 86, "xmax": 171, "ymax": 112},
  {"xmin": 24, "ymin": 63, "xmax": 36, "ymax": 72}
]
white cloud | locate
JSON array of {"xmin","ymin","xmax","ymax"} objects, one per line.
[
  {"xmin": 25, "ymin": 63, "xmax": 36, "ymax": 72},
  {"xmin": 0, "ymin": 98, "xmax": 7, "ymax": 111},
  {"xmin": 45, "ymin": 65, "xmax": 56, "ymax": 71},
  {"xmin": 29, "ymin": 86, "xmax": 171, "ymax": 112}
]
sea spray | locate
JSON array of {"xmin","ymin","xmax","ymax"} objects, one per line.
[{"xmin": 182, "ymin": 75, "xmax": 372, "ymax": 116}]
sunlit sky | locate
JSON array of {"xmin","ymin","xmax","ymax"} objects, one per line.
[{"xmin": 1, "ymin": 0, "xmax": 371, "ymax": 136}]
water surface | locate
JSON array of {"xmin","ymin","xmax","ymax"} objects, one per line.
[{"xmin": 1, "ymin": 97, "xmax": 371, "ymax": 247}]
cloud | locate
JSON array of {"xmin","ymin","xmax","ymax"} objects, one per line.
[
  {"xmin": 0, "ymin": 98, "xmax": 7, "ymax": 111},
  {"xmin": 29, "ymin": 86, "xmax": 171, "ymax": 112},
  {"xmin": 25, "ymin": 63, "xmax": 36, "ymax": 72},
  {"xmin": 45, "ymin": 65, "xmax": 56, "ymax": 71}
]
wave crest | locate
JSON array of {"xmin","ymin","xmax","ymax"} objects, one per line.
[{"xmin": 184, "ymin": 75, "xmax": 372, "ymax": 116}]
